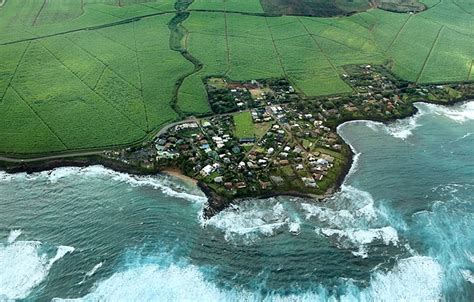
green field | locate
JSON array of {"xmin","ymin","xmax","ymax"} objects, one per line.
[
  {"xmin": 0, "ymin": 0, "xmax": 472, "ymax": 155},
  {"xmin": 233, "ymin": 111, "xmax": 254, "ymax": 138}
]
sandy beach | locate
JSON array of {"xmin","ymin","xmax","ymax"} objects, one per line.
[{"xmin": 161, "ymin": 168, "xmax": 198, "ymax": 186}]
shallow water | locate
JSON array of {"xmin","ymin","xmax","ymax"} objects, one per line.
[{"xmin": 0, "ymin": 102, "xmax": 473, "ymax": 301}]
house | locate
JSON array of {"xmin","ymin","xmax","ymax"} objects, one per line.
[
  {"xmin": 302, "ymin": 177, "xmax": 316, "ymax": 188},
  {"xmin": 224, "ymin": 182, "xmax": 233, "ymax": 190},
  {"xmin": 239, "ymin": 137, "xmax": 256, "ymax": 144},
  {"xmin": 313, "ymin": 173, "xmax": 324, "ymax": 181},
  {"xmin": 214, "ymin": 176, "xmax": 223, "ymax": 183},
  {"xmin": 236, "ymin": 182, "xmax": 247, "ymax": 189},
  {"xmin": 317, "ymin": 158, "xmax": 329, "ymax": 166},
  {"xmin": 200, "ymin": 164, "xmax": 215, "ymax": 176}
]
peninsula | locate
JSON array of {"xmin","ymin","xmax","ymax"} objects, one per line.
[
  {"xmin": 2, "ymin": 65, "xmax": 473, "ymax": 217},
  {"xmin": 0, "ymin": 0, "xmax": 473, "ymax": 217}
]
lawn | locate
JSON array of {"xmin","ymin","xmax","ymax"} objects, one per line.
[{"xmin": 233, "ymin": 111, "xmax": 255, "ymax": 138}]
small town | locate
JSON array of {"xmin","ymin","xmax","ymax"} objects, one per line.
[{"xmin": 104, "ymin": 64, "xmax": 474, "ymax": 202}]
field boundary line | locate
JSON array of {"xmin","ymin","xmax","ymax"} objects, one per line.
[
  {"xmin": 92, "ymin": 65, "xmax": 107, "ymax": 90},
  {"xmin": 310, "ymin": 33, "xmax": 362, "ymax": 52},
  {"xmin": 452, "ymin": 0, "xmax": 473, "ymax": 16},
  {"xmin": 86, "ymin": 5, "xmax": 128, "ymax": 20},
  {"xmin": 223, "ymin": 2, "xmax": 231, "ymax": 75},
  {"xmin": 65, "ymin": 35, "xmax": 142, "ymax": 91},
  {"xmin": 385, "ymin": 14, "xmax": 412, "ymax": 53},
  {"xmin": 297, "ymin": 18, "xmax": 341, "ymax": 78},
  {"xmin": 0, "ymin": 11, "xmax": 175, "ymax": 46},
  {"xmin": 132, "ymin": 21, "xmax": 150, "ymax": 132},
  {"xmin": 416, "ymin": 25, "xmax": 444, "ymax": 83},
  {"xmin": 38, "ymin": 40, "xmax": 148, "ymax": 133},
  {"xmin": 32, "ymin": 0, "xmax": 47, "ymax": 26},
  {"xmin": 9, "ymin": 85, "xmax": 69, "ymax": 149},
  {"xmin": 95, "ymin": 30, "xmax": 137, "ymax": 53},
  {"xmin": 0, "ymin": 41, "xmax": 30, "ymax": 103},
  {"xmin": 264, "ymin": 17, "xmax": 288, "ymax": 80},
  {"xmin": 302, "ymin": 16, "xmax": 374, "ymax": 44}
]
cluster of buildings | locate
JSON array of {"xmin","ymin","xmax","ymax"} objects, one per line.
[{"xmin": 102, "ymin": 65, "xmax": 474, "ymax": 201}]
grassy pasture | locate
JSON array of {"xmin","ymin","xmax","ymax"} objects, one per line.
[
  {"xmin": 233, "ymin": 111, "xmax": 255, "ymax": 138},
  {"xmin": 178, "ymin": 74, "xmax": 211, "ymax": 115}
]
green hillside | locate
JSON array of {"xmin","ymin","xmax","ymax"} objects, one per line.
[{"xmin": 0, "ymin": 0, "xmax": 472, "ymax": 155}]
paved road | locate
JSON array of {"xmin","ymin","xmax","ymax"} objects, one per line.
[{"xmin": 0, "ymin": 151, "xmax": 104, "ymax": 163}]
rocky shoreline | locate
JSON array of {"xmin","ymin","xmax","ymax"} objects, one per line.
[{"xmin": 0, "ymin": 99, "xmax": 472, "ymax": 218}]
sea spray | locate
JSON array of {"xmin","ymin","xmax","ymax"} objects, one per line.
[
  {"xmin": 0, "ymin": 241, "xmax": 74, "ymax": 300},
  {"xmin": 204, "ymin": 199, "xmax": 294, "ymax": 243},
  {"xmin": 53, "ymin": 252, "xmax": 443, "ymax": 302},
  {"xmin": 7, "ymin": 229, "xmax": 22, "ymax": 244}
]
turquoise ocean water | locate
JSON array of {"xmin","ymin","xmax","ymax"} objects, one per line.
[{"xmin": 0, "ymin": 102, "xmax": 473, "ymax": 301}]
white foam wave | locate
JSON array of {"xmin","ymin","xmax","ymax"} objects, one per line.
[
  {"xmin": 302, "ymin": 185, "xmax": 378, "ymax": 227},
  {"xmin": 460, "ymin": 269, "xmax": 474, "ymax": 284},
  {"xmin": 455, "ymin": 132, "xmax": 472, "ymax": 142},
  {"xmin": 54, "ymin": 263, "xmax": 242, "ymax": 302},
  {"xmin": 0, "ymin": 171, "xmax": 13, "ymax": 182},
  {"xmin": 86, "ymin": 262, "xmax": 103, "ymax": 278},
  {"xmin": 368, "ymin": 256, "xmax": 443, "ymax": 301},
  {"xmin": 289, "ymin": 221, "xmax": 301, "ymax": 235},
  {"xmin": 301, "ymin": 185, "xmax": 405, "ymax": 258},
  {"xmin": 422, "ymin": 101, "xmax": 474, "ymax": 123},
  {"xmin": 7, "ymin": 229, "xmax": 22, "ymax": 244},
  {"xmin": 0, "ymin": 241, "xmax": 74, "ymax": 300},
  {"xmin": 384, "ymin": 113, "xmax": 420, "ymax": 140},
  {"xmin": 317, "ymin": 226, "xmax": 399, "ymax": 258},
  {"xmin": 54, "ymin": 255, "xmax": 443, "ymax": 302},
  {"xmin": 205, "ymin": 201, "xmax": 292, "ymax": 242},
  {"xmin": 0, "ymin": 166, "xmax": 206, "ymax": 204}
]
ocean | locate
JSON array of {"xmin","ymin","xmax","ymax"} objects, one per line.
[{"xmin": 0, "ymin": 101, "xmax": 473, "ymax": 301}]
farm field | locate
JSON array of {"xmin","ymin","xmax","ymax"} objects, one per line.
[{"xmin": 0, "ymin": 0, "xmax": 472, "ymax": 155}]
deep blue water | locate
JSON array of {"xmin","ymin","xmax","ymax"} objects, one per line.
[{"xmin": 0, "ymin": 101, "xmax": 473, "ymax": 301}]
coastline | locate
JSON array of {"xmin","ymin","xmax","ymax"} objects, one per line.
[
  {"xmin": 0, "ymin": 99, "xmax": 471, "ymax": 218},
  {"xmin": 161, "ymin": 168, "xmax": 198, "ymax": 186}
]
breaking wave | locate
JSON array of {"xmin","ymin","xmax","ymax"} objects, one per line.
[
  {"xmin": 301, "ymin": 185, "xmax": 406, "ymax": 258},
  {"xmin": 0, "ymin": 239, "xmax": 74, "ymax": 300},
  {"xmin": 339, "ymin": 101, "xmax": 473, "ymax": 143},
  {"xmin": 0, "ymin": 166, "xmax": 207, "ymax": 204},
  {"xmin": 206, "ymin": 185, "xmax": 405, "ymax": 258},
  {"xmin": 423, "ymin": 101, "xmax": 474, "ymax": 123},
  {"xmin": 53, "ymin": 254, "xmax": 442, "ymax": 302},
  {"xmin": 204, "ymin": 199, "xmax": 300, "ymax": 243},
  {"xmin": 317, "ymin": 226, "xmax": 399, "ymax": 258},
  {"xmin": 7, "ymin": 229, "xmax": 22, "ymax": 244}
]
